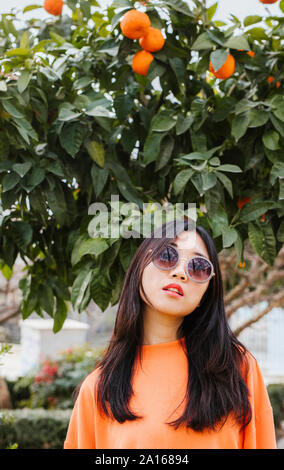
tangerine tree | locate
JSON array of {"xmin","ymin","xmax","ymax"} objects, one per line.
[{"xmin": 0, "ymin": 0, "xmax": 284, "ymax": 332}]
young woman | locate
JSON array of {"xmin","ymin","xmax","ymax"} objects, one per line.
[{"xmin": 64, "ymin": 217, "xmax": 277, "ymax": 449}]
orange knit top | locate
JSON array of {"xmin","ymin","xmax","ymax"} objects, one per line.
[{"xmin": 64, "ymin": 336, "xmax": 276, "ymax": 449}]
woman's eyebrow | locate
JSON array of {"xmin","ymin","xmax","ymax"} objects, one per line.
[{"xmin": 168, "ymin": 242, "xmax": 207, "ymax": 258}]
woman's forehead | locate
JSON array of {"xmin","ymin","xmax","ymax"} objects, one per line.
[{"xmin": 170, "ymin": 232, "xmax": 208, "ymax": 256}]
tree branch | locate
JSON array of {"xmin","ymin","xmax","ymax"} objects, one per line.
[{"xmin": 233, "ymin": 290, "xmax": 284, "ymax": 336}]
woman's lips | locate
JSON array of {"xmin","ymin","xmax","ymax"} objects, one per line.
[{"xmin": 162, "ymin": 290, "xmax": 182, "ymax": 298}]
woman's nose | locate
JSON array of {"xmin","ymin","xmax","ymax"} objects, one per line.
[{"xmin": 170, "ymin": 258, "xmax": 188, "ymax": 281}]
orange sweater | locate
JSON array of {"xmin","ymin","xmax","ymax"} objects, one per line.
[{"xmin": 64, "ymin": 337, "xmax": 277, "ymax": 449}]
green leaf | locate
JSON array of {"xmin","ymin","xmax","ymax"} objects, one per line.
[
  {"xmin": 155, "ymin": 134, "xmax": 174, "ymax": 171},
  {"xmin": 191, "ymin": 32, "xmax": 215, "ymax": 50},
  {"xmin": 44, "ymin": 160, "xmax": 65, "ymax": 178},
  {"xmin": 169, "ymin": 57, "xmax": 186, "ymax": 81},
  {"xmin": 71, "ymin": 266, "xmax": 93, "ymax": 312},
  {"xmin": 91, "ymin": 163, "xmax": 109, "ymax": 197},
  {"xmin": 209, "ymin": 206, "xmax": 229, "ymax": 238},
  {"xmin": 58, "ymin": 103, "xmax": 82, "ymax": 121},
  {"xmin": 262, "ymin": 130, "xmax": 280, "ymax": 150},
  {"xmin": 143, "ymin": 132, "xmax": 165, "ymax": 165},
  {"xmin": 176, "ymin": 146, "xmax": 222, "ymax": 163},
  {"xmin": 210, "ymin": 49, "xmax": 229, "ymax": 72},
  {"xmin": 22, "ymin": 293, "xmax": 37, "ymax": 320},
  {"xmin": 235, "ymin": 201, "xmax": 278, "ymax": 225},
  {"xmin": 0, "ymin": 263, "xmax": 13, "ymax": 280},
  {"xmin": 234, "ymin": 231, "xmax": 244, "ymax": 266},
  {"xmin": 243, "ymin": 15, "xmax": 262, "ymax": 27},
  {"xmin": 99, "ymin": 238, "xmax": 122, "ymax": 284},
  {"xmin": 212, "ymin": 96, "xmax": 236, "ymax": 123},
  {"xmin": 245, "ymin": 27, "xmax": 268, "ymax": 40},
  {"xmin": 2, "ymin": 172, "xmax": 21, "ymax": 192},
  {"xmin": 119, "ymin": 240, "xmax": 138, "ymax": 272},
  {"xmin": 84, "ymin": 140, "xmax": 105, "ymax": 167},
  {"xmin": 247, "ymin": 109, "xmax": 269, "ymax": 128},
  {"xmin": 261, "ymin": 223, "xmax": 276, "ymax": 266},
  {"xmin": 221, "ymin": 226, "xmax": 238, "ymax": 248},
  {"xmin": 216, "ymin": 164, "xmax": 242, "ymax": 173},
  {"xmin": 109, "ymin": 263, "xmax": 125, "ymax": 306},
  {"xmin": 117, "ymin": 180, "xmax": 144, "ymax": 210},
  {"xmin": 53, "ymin": 297, "xmax": 68, "ymax": 333},
  {"xmin": 90, "ymin": 271, "xmax": 111, "ymax": 311},
  {"xmin": 232, "ymin": 112, "xmax": 249, "ymax": 141},
  {"xmin": 84, "ymin": 104, "xmax": 113, "ymax": 118},
  {"xmin": 215, "ymin": 171, "xmax": 233, "ymax": 199},
  {"xmin": 2, "ymin": 100, "xmax": 25, "ymax": 118},
  {"xmin": 12, "ymin": 116, "xmax": 38, "ymax": 145},
  {"xmin": 113, "ymin": 93, "xmax": 133, "ymax": 122},
  {"xmin": 11, "ymin": 221, "xmax": 33, "ymax": 251},
  {"xmin": 150, "ymin": 111, "xmax": 176, "ymax": 132},
  {"xmin": 106, "ymin": 159, "xmax": 133, "ymax": 187},
  {"xmin": 71, "ymin": 233, "xmax": 90, "ymax": 267},
  {"xmin": 17, "ymin": 69, "xmax": 31, "ymax": 94},
  {"xmin": 59, "ymin": 122, "xmax": 84, "ymax": 158},
  {"xmin": 78, "ymin": 238, "xmax": 109, "ymax": 261},
  {"xmin": 269, "ymin": 113, "xmax": 284, "ymax": 138},
  {"xmin": 45, "ymin": 179, "xmax": 68, "ymax": 225},
  {"xmin": 23, "ymin": 5, "xmax": 43, "ymax": 13},
  {"xmin": 21, "ymin": 167, "xmax": 45, "ymax": 193},
  {"xmin": 40, "ymin": 284, "xmax": 54, "ymax": 317},
  {"xmin": 280, "ymin": 0, "xmax": 284, "ymax": 14},
  {"xmin": 207, "ymin": 2, "xmax": 218, "ymax": 21},
  {"xmin": 5, "ymin": 47, "xmax": 31, "ymax": 57},
  {"xmin": 173, "ymin": 169, "xmax": 194, "ymax": 195},
  {"xmin": 224, "ymin": 35, "xmax": 250, "ymax": 50},
  {"xmin": 162, "ymin": 0, "xmax": 193, "ymax": 17},
  {"xmin": 49, "ymin": 31, "xmax": 66, "ymax": 45},
  {"xmin": 269, "ymin": 162, "xmax": 284, "ymax": 186},
  {"xmin": 273, "ymin": 105, "xmax": 284, "ymax": 123},
  {"xmin": 248, "ymin": 222, "xmax": 263, "ymax": 257},
  {"xmin": 12, "ymin": 162, "xmax": 32, "ymax": 177},
  {"xmin": 201, "ymin": 171, "xmax": 217, "ymax": 191},
  {"xmin": 176, "ymin": 113, "xmax": 194, "ymax": 135},
  {"xmin": 207, "ymin": 29, "xmax": 226, "ymax": 47}
]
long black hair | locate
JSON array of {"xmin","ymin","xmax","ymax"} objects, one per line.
[{"xmin": 85, "ymin": 217, "xmax": 252, "ymax": 431}]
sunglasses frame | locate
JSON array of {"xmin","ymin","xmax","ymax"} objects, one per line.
[{"xmin": 148, "ymin": 247, "xmax": 215, "ymax": 284}]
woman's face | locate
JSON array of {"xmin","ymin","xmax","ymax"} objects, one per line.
[{"xmin": 140, "ymin": 231, "xmax": 211, "ymax": 319}]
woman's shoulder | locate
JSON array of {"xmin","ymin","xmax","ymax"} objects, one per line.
[
  {"xmin": 237, "ymin": 345, "xmax": 264, "ymax": 383},
  {"xmin": 79, "ymin": 365, "xmax": 103, "ymax": 393}
]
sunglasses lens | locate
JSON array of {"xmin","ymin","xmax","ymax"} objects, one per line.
[
  {"xmin": 188, "ymin": 257, "xmax": 212, "ymax": 282},
  {"xmin": 154, "ymin": 246, "xmax": 178, "ymax": 270}
]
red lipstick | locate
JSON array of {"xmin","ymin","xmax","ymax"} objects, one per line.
[{"xmin": 162, "ymin": 283, "xmax": 184, "ymax": 296}]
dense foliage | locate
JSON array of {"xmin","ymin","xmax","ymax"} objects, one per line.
[{"xmin": 0, "ymin": 0, "xmax": 284, "ymax": 331}]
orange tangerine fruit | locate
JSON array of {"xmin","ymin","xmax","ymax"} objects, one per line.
[
  {"xmin": 132, "ymin": 50, "xmax": 154, "ymax": 76},
  {"xmin": 120, "ymin": 9, "xmax": 151, "ymax": 40},
  {"xmin": 139, "ymin": 27, "xmax": 165, "ymax": 52},
  {"xmin": 209, "ymin": 53, "xmax": 235, "ymax": 79},
  {"xmin": 43, "ymin": 0, "xmax": 63, "ymax": 15}
]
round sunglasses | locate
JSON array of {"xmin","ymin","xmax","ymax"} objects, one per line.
[{"xmin": 148, "ymin": 245, "xmax": 215, "ymax": 284}]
